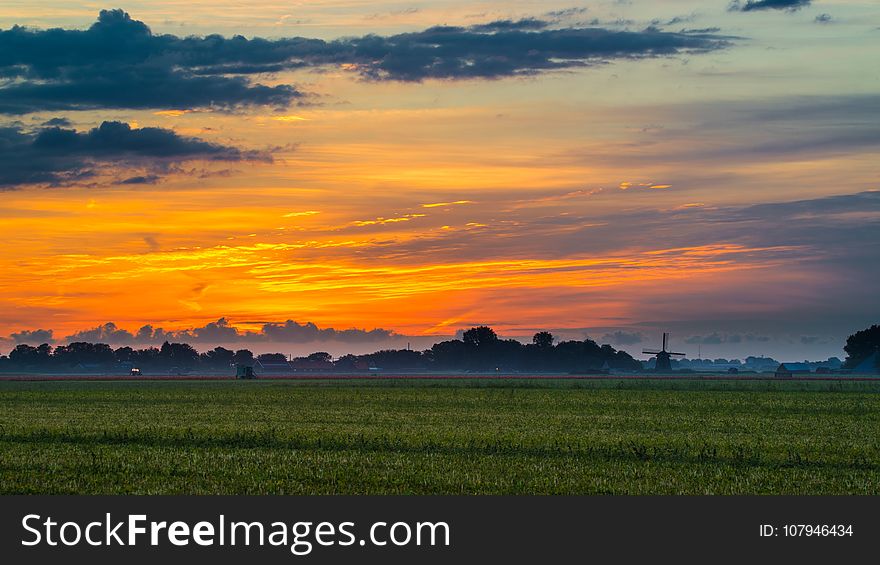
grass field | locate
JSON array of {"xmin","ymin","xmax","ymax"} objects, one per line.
[{"xmin": 1, "ymin": 378, "xmax": 879, "ymax": 494}]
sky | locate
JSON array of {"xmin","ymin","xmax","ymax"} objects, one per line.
[{"xmin": 0, "ymin": 0, "xmax": 878, "ymax": 361}]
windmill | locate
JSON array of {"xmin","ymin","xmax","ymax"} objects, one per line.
[{"xmin": 643, "ymin": 332, "xmax": 685, "ymax": 372}]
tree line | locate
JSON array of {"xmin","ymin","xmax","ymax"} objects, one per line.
[
  {"xmin": 0, "ymin": 326, "xmax": 641, "ymax": 373},
  {"xmin": 4, "ymin": 323, "xmax": 875, "ymax": 374}
]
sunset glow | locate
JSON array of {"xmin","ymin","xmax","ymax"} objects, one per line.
[{"xmin": 1, "ymin": 1, "xmax": 878, "ymax": 358}]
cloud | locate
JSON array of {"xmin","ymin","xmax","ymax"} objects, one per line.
[
  {"xmin": 259, "ymin": 320, "xmax": 395, "ymax": 343},
  {"xmin": 42, "ymin": 318, "xmax": 397, "ymax": 346},
  {"xmin": 65, "ymin": 322, "xmax": 134, "ymax": 344},
  {"xmin": 0, "ymin": 121, "xmax": 269, "ymax": 189},
  {"xmin": 545, "ymin": 8, "xmax": 590, "ymax": 20},
  {"xmin": 582, "ymin": 94, "xmax": 880, "ymax": 167},
  {"xmin": 685, "ymin": 332, "xmax": 725, "ymax": 345},
  {"xmin": 189, "ymin": 317, "xmax": 242, "ymax": 342},
  {"xmin": 684, "ymin": 333, "xmax": 772, "ymax": 345},
  {"xmin": 335, "ymin": 22, "xmax": 732, "ymax": 82},
  {"xmin": 601, "ymin": 330, "xmax": 645, "ymax": 345},
  {"xmin": 468, "ymin": 18, "xmax": 549, "ymax": 32},
  {"xmin": 42, "ymin": 117, "xmax": 71, "ymax": 127},
  {"xmin": 0, "ymin": 9, "xmax": 732, "ymax": 113},
  {"xmin": 729, "ymin": 0, "xmax": 811, "ymax": 12},
  {"xmin": 9, "ymin": 329, "xmax": 55, "ymax": 344},
  {"xmin": 0, "ymin": 9, "xmax": 303, "ymax": 114}
]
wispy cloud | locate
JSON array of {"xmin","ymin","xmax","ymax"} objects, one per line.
[
  {"xmin": 421, "ymin": 200, "xmax": 473, "ymax": 208},
  {"xmin": 729, "ymin": 0, "xmax": 812, "ymax": 12}
]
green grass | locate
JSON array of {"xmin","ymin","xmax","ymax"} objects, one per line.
[{"xmin": 1, "ymin": 378, "xmax": 879, "ymax": 494}]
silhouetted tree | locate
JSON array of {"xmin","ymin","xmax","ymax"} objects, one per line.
[
  {"xmin": 9, "ymin": 343, "xmax": 51, "ymax": 365},
  {"xmin": 159, "ymin": 341, "xmax": 199, "ymax": 368},
  {"xmin": 533, "ymin": 331, "xmax": 554, "ymax": 349},
  {"xmin": 232, "ymin": 349, "xmax": 255, "ymax": 366},
  {"xmin": 334, "ymin": 354, "xmax": 359, "ymax": 371},
  {"xmin": 114, "ymin": 346, "xmax": 135, "ymax": 363},
  {"xmin": 201, "ymin": 346, "xmax": 234, "ymax": 368},
  {"xmin": 431, "ymin": 339, "xmax": 469, "ymax": 368},
  {"xmin": 257, "ymin": 353, "xmax": 287, "ymax": 363},
  {"xmin": 463, "ymin": 326, "xmax": 498, "ymax": 348},
  {"xmin": 365, "ymin": 349, "xmax": 427, "ymax": 370},
  {"xmin": 844, "ymin": 325, "xmax": 880, "ymax": 368},
  {"xmin": 53, "ymin": 342, "xmax": 115, "ymax": 367},
  {"xmin": 307, "ymin": 352, "xmax": 332, "ymax": 363},
  {"xmin": 131, "ymin": 347, "xmax": 160, "ymax": 367}
]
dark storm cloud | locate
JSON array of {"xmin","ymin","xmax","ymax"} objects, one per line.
[
  {"xmin": 0, "ymin": 9, "xmax": 732, "ymax": 113},
  {"xmin": 729, "ymin": 0, "xmax": 812, "ymax": 12},
  {"xmin": 0, "ymin": 121, "xmax": 269, "ymax": 189}
]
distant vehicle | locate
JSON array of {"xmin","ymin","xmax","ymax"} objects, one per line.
[
  {"xmin": 130, "ymin": 368, "xmax": 142, "ymax": 376},
  {"xmin": 236, "ymin": 365, "xmax": 256, "ymax": 379}
]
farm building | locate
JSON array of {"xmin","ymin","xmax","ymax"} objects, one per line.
[{"xmin": 775, "ymin": 363, "xmax": 811, "ymax": 378}]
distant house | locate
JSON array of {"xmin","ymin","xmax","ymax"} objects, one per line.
[
  {"xmin": 853, "ymin": 352, "xmax": 880, "ymax": 375},
  {"xmin": 254, "ymin": 360, "xmax": 292, "ymax": 375},
  {"xmin": 775, "ymin": 363, "xmax": 811, "ymax": 378}
]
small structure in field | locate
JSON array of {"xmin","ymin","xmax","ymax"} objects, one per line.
[
  {"xmin": 775, "ymin": 363, "xmax": 811, "ymax": 378},
  {"xmin": 236, "ymin": 365, "xmax": 255, "ymax": 379}
]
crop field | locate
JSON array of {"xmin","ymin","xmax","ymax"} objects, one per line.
[{"xmin": 1, "ymin": 378, "xmax": 879, "ymax": 494}]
